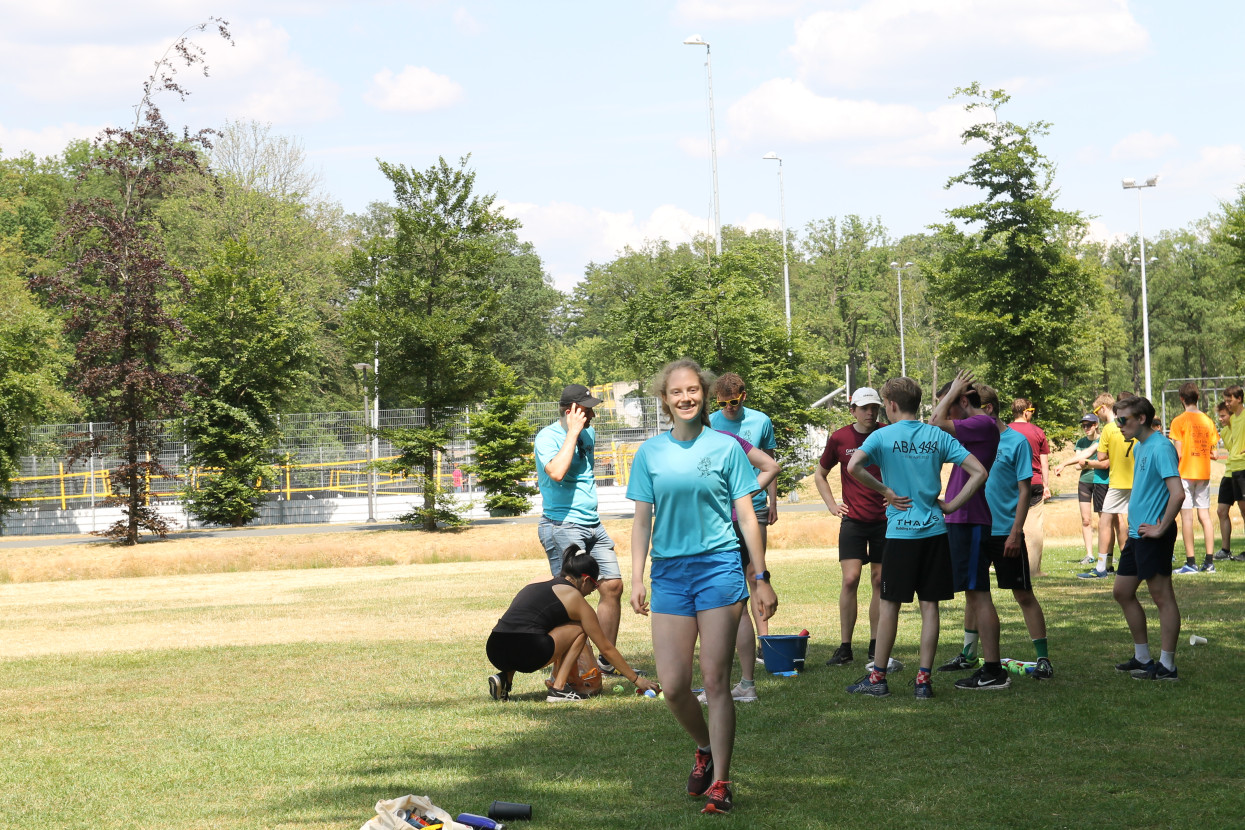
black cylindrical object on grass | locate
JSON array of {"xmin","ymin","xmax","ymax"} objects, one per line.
[{"xmin": 489, "ymin": 801, "xmax": 532, "ymax": 820}]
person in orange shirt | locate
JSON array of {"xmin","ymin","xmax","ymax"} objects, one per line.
[{"xmin": 1169, "ymin": 382, "xmax": 1220, "ymax": 573}]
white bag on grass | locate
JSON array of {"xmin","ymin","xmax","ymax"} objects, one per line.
[{"xmin": 360, "ymin": 794, "xmax": 471, "ymax": 830}]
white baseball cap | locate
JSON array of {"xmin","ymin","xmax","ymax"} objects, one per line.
[{"xmin": 850, "ymin": 387, "xmax": 883, "ymax": 407}]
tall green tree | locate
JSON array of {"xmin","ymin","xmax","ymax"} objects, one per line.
[
  {"xmin": 344, "ymin": 155, "xmax": 518, "ymax": 530},
  {"xmin": 617, "ymin": 239, "xmax": 830, "ymax": 489},
  {"xmin": 30, "ymin": 19, "xmax": 233, "ymax": 544},
  {"xmin": 179, "ymin": 239, "xmax": 313, "ymax": 526},
  {"xmin": 929, "ymin": 83, "xmax": 1097, "ymax": 420},
  {"xmin": 464, "ymin": 368, "xmax": 536, "ymax": 515}
]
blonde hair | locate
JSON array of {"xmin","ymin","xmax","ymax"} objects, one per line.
[{"xmin": 652, "ymin": 358, "xmax": 714, "ymax": 427}]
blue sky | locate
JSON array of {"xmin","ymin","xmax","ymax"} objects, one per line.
[{"xmin": 3, "ymin": 1, "xmax": 1243, "ymax": 291}]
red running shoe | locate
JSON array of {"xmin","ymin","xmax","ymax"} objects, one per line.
[
  {"xmin": 701, "ymin": 780, "xmax": 733, "ymax": 814},
  {"xmin": 687, "ymin": 748, "xmax": 714, "ymax": 796}
]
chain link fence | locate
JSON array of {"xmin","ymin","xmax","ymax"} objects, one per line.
[{"xmin": 8, "ymin": 397, "xmax": 669, "ymax": 512}]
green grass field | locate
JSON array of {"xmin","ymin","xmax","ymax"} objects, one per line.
[{"xmin": 2, "ymin": 544, "xmax": 1243, "ymax": 829}]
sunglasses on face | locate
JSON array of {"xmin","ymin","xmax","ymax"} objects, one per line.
[
  {"xmin": 1115, "ymin": 415, "xmax": 1131, "ymax": 428},
  {"xmin": 716, "ymin": 398, "xmax": 743, "ymax": 408},
  {"xmin": 583, "ymin": 575, "xmax": 599, "ymax": 592}
]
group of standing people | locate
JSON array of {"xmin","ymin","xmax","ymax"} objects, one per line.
[{"xmin": 486, "ymin": 368, "xmax": 1221, "ymax": 815}]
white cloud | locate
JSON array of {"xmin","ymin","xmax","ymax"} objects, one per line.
[
  {"xmin": 790, "ymin": 0, "xmax": 1149, "ymax": 89},
  {"xmin": 365, "ymin": 65, "xmax": 464, "ymax": 113},
  {"xmin": 728, "ymin": 80, "xmax": 981, "ymax": 166},
  {"xmin": 1109, "ymin": 131, "xmax": 1179, "ymax": 161},
  {"xmin": 207, "ymin": 20, "xmax": 342, "ymax": 124},
  {"xmin": 1163, "ymin": 144, "xmax": 1245, "ymax": 199},
  {"xmin": 0, "ymin": 122, "xmax": 103, "ymax": 158},
  {"xmin": 675, "ymin": 0, "xmax": 805, "ymax": 22},
  {"xmin": 453, "ymin": 7, "xmax": 482, "ymax": 35},
  {"xmin": 497, "ymin": 200, "xmax": 712, "ymax": 290}
]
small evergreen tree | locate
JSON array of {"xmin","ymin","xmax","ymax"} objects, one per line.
[{"xmin": 465, "ymin": 371, "xmax": 536, "ymax": 515}]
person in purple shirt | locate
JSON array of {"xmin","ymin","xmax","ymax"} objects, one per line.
[{"xmin": 930, "ymin": 371, "xmax": 1005, "ymax": 683}]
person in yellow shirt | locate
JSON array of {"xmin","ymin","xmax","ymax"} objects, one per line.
[
  {"xmin": 1214, "ymin": 386, "xmax": 1245, "ymax": 564},
  {"xmin": 1169, "ymin": 382, "xmax": 1220, "ymax": 573},
  {"xmin": 1078, "ymin": 393, "xmax": 1138, "ymax": 579}
]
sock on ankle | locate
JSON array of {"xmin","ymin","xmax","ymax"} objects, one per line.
[
  {"xmin": 1033, "ymin": 637, "xmax": 1048, "ymax": 660},
  {"xmin": 738, "ymin": 678, "xmax": 755, "ymax": 688},
  {"xmin": 1135, "ymin": 643, "xmax": 1151, "ymax": 663},
  {"xmin": 916, "ymin": 668, "xmax": 931, "ymax": 684},
  {"xmin": 962, "ymin": 630, "xmax": 979, "ymax": 658},
  {"xmin": 984, "ymin": 661, "xmax": 1003, "ymax": 676},
  {"xmin": 1159, "ymin": 650, "xmax": 1176, "ymax": 671},
  {"xmin": 1096, "ymin": 553, "xmax": 1108, "ymax": 571},
  {"xmin": 869, "ymin": 668, "xmax": 886, "ymax": 683},
  {"xmin": 698, "ymin": 744, "xmax": 712, "ymax": 753}
]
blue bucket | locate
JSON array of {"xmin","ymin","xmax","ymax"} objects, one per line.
[{"xmin": 759, "ymin": 634, "xmax": 809, "ymax": 673}]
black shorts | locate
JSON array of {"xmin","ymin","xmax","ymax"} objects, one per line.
[
  {"xmin": 1219, "ymin": 473, "xmax": 1245, "ymax": 506},
  {"xmin": 1117, "ymin": 526, "xmax": 1178, "ymax": 581},
  {"xmin": 982, "ymin": 534, "xmax": 1033, "ymax": 591},
  {"xmin": 1028, "ymin": 483, "xmax": 1045, "ymax": 508},
  {"xmin": 947, "ymin": 523, "xmax": 988, "ymax": 593},
  {"xmin": 1079, "ymin": 481, "xmax": 1108, "ymax": 512},
  {"xmin": 839, "ymin": 517, "xmax": 886, "ymax": 564},
  {"xmin": 486, "ymin": 631, "xmax": 555, "ymax": 674},
  {"xmin": 879, "ymin": 534, "xmax": 954, "ymax": 604}
]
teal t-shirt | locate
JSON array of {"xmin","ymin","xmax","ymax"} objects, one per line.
[
  {"xmin": 1128, "ymin": 430, "xmax": 1180, "ymax": 539},
  {"xmin": 626, "ymin": 428, "xmax": 760, "ymax": 559},
  {"xmin": 710, "ymin": 406, "xmax": 775, "ymax": 515},
  {"xmin": 858, "ymin": 419, "xmax": 970, "ymax": 539},
  {"xmin": 1075, "ymin": 436, "xmax": 1109, "ymax": 485},
  {"xmin": 986, "ymin": 427, "xmax": 1034, "ymax": 537},
  {"xmin": 534, "ymin": 421, "xmax": 599, "ymax": 524}
]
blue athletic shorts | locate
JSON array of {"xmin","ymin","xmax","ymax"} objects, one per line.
[
  {"xmin": 947, "ymin": 523, "xmax": 989, "ymax": 593},
  {"xmin": 650, "ymin": 549, "xmax": 749, "ymax": 617}
]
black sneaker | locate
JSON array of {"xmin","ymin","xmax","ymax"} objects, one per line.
[
  {"xmin": 913, "ymin": 680, "xmax": 934, "ymax": 700},
  {"xmin": 825, "ymin": 644, "xmax": 854, "ymax": 666},
  {"xmin": 488, "ymin": 673, "xmax": 510, "ymax": 701},
  {"xmin": 1231, "ymin": 553, "xmax": 1245, "ymax": 563},
  {"xmin": 596, "ymin": 656, "xmax": 621, "ymax": 676},
  {"xmin": 1116, "ymin": 657, "xmax": 1153, "ymax": 673},
  {"xmin": 546, "ymin": 686, "xmax": 589, "ymax": 703},
  {"xmin": 1213, "ymin": 548, "xmax": 1232, "ymax": 561},
  {"xmin": 1033, "ymin": 657, "xmax": 1054, "ymax": 680},
  {"xmin": 688, "ymin": 748, "xmax": 714, "ymax": 796},
  {"xmin": 1132, "ymin": 662, "xmax": 1179, "ymax": 681},
  {"xmin": 845, "ymin": 674, "xmax": 890, "ymax": 697},
  {"xmin": 701, "ymin": 780, "xmax": 733, "ymax": 814},
  {"xmin": 937, "ymin": 652, "xmax": 976, "ymax": 672},
  {"xmin": 954, "ymin": 667, "xmax": 1011, "ymax": 691}
]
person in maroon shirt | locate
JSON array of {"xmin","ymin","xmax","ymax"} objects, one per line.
[
  {"xmin": 814, "ymin": 387, "xmax": 892, "ymax": 669},
  {"xmin": 1010, "ymin": 399, "xmax": 1052, "ymax": 577}
]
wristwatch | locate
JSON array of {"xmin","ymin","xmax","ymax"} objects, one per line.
[{"xmin": 752, "ymin": 570, "xmax": 771, "ymax": 582}]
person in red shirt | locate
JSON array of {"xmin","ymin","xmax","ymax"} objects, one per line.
[
  {"xmin": 814, "ymin": 387, "xmax": 892, "ymax": 670},
  {"xmin": 1010, "ymin": 399, "xmax": 1051, "ymax": 577}
]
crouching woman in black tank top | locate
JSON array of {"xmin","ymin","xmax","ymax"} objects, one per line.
[{"xmin": 487, "ymin": 547, "xmax": 660, "ymax": 702}]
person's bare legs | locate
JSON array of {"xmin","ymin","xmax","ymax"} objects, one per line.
[
  {"xmin": 696, "ymin": 602, "xmax": 745, "ymax": 782},
  {"xmin": 839, "ymin": 559, "xmax": 862, "ymax": 645},
  {"xmin": 1112, "ymin": 575, "xmax": 1149, "ymax": 648},
  {"xmin": 736, "ymin": 607, "xmax": 756, "ymax": 683},
  {"xmin": 1147, "ymin": 576, "xmax": 1181, "ymax": 654},
  {"xmin": 867, "ymin": 562, "xmax": 882, "ymax": 640},
  {"xmin": 1012, "ymin": 589, "xmax": 1047, "ymax": 640},
  {"xmin": 1180, "ymin": 508, "xmax": 1196, "ymax": 562},
  {"xmin": 869, "ymin": 599, "xmax": 901, "ymax": 669},
  {"xmin": 651, "ymin": 613, "xmax": 706, "ymax": 744},
  {"xmin": 1218, "ymin": 502, "xmax": 1233, "ymax": 554},
  {"xmin": 1080, "ymin": 500, "xmax": 1096, "ymax": 561},
  {"xmin": 966, "ymin": 590, "xmax": 999, "ymax": 661},
  {"xmin": 595, "ymin": 578, "xmax": 623, "ymax": 644},
  {"xmin": 918, "ymin": 599, "xmax": 941, "ymax": 671},
  {"xmin": 547, "ymin": 625, "xmax": 588, "ymax": 689},
  {"xmin": 1197, "ymin": 507, "xmax": 1216, "ymax": 560},
  {"xmin": 1098, "ymin": 512, "xmax": 1117, "ymax": 559}
]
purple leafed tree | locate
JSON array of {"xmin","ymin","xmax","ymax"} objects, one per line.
[{"xmin": 32, "ymin": 18, "xmax": 233, "ymax": 545}]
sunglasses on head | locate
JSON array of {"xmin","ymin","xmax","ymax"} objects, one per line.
[
  {"xmin": 1024, "ymin": 407, "xmax": 1035, "ymax": 415},
  {"xmin": 716, "ymin": 398, "xmax": 743, "ymax": 408}
]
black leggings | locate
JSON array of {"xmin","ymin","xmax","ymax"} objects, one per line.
[{"xmin": 486, "ymin": 631, "xmax": 556, "ymax": 673}]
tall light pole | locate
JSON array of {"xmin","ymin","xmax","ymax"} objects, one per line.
[
  {"xmin": 683, "ymin": 34, "xmax": 721, "ymax": 257},
  {"xmin": 762, "ymin": 151, "xmax": 791, "ymax": 338},
  {"xmin": 890, "ymin": 261, "xmax": 914, "ymax": 377},
  {"xmin": 1122, "ymin": 175, "xmax": 1159, "ymax": 399},
  {"xmin": 367, "ymin": 255, "xmax": 389, "ymax": 480},
  {"xmin": 353, "ymin": 362, "xmax": 377, "ymax": 524}
]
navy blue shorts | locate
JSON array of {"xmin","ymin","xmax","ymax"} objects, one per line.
[{"xmin": 947, "ymin": 523, "xmax": 989, "ymax": 592}]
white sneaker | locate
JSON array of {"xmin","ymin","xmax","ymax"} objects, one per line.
[
  {"xmin": 1079, "ymin": 554, "xmax": 1097, "ymax": 566},
  {"xmin": 697, "ymin": 682, "xmax": 759, "ymax": 704},
  {"xmin": 865, "ymin": 657, "xmax": 905, "ymax": 673}
]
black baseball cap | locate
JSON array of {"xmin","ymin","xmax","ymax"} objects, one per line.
[{"xmin": 560, "ymin": 384, "xmax": 603, "ymax": 409}]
